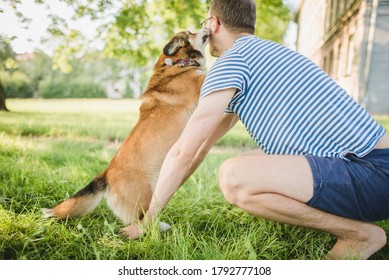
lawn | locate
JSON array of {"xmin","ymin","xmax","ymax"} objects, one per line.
[{"xmin": 0, "ymin": 99, "xmax": 388, "ymax": 260}]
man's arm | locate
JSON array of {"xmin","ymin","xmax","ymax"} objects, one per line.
[
  {"xmin": 120, "ymin": 88, "xmax": 237, "ymax": 239},
  {"xmin": 183, "ymin": 113, "xmax": 238, "ymax": 182}
]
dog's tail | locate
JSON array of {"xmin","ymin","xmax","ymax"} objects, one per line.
[{"xmin": 42, "ymin": 175, "xmax": 107, "ymax": 219}]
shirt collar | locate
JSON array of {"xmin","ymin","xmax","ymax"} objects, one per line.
[{"xmin": 234, "ymin": 35, "xmax": 255, "ymax": 45}]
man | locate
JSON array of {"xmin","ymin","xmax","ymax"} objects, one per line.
[{"xmin": 121, "ymin": 0, "xmax": 389, "ymax": 259}]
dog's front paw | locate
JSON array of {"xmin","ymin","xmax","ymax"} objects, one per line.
[
  {"xmin": 120, "ymin": 224, "xmax": 146, "ymax": 240},
  {"xmin": 41, "ymin": 208, "xmax": 54, "ymax": 218}
]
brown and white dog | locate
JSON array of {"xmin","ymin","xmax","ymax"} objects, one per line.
[{"xmin": 43, "ymin": 29, "xmax": 210, "ymax": 233}]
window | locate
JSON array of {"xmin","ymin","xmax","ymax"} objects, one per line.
[
  {"xmin": 336, "ymin": 0, "xmax": 342, "ymax": 19},
  {"xmin": 330, "ymin": 0, "xmax": 338, "ymax": 26},
  {"xmin": 338, "ymin": 0, "xmax": 346, "ymax": 18},
  {"xmin": 322, "ymin": 56, "xmax": 328, "ymax": 73},
  {"xmin": 325, "ymin": 2, "xmax": 331, "ymax": 31},
  {"xmin": 346, "ymin": 35, "xmax": 355, "ymax": 76},
  {"xmin": 346, "ymin": 0, "xmax": 357, "ymax": 9},
  {"xmin": 329, "ymin": 50, "xmax": 334, "ymax": 77},
  {"xmin": 337, "ymin": 43, "xmax": 343, "ymax": 78}
]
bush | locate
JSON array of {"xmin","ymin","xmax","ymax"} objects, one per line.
[
  {"xmin": 2, "ymin": 72, "xmax": 34, "ymax": 98},
  {"xmin": 39, "ymin": 80, "xmax": 106, "ymax": 99}
]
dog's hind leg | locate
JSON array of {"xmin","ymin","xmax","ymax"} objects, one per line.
[
  {"xmin": 103, "ymin": 172, "xmax": 152, "ymax": 225},
  {"xmin": 104, "ymin": 178, "xmax": 171, "ymax": 233}
]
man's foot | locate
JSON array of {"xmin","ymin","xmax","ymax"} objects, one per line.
[{"xmin": 325, "ymin": 224, "xmax": 387, "ymax": 259}]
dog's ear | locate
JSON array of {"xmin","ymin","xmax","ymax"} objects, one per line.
[{"xmin": 163, "ymin": 36, "xmax": 186, "ymax": 56}]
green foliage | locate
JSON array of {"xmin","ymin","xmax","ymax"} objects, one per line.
[
  {"xmin": 18, "ymin": 50, "xmax": 52, "ymax": 95},
  {"xmin": 39, "ymin": 80, "xmax": 106, "ymax": 99},
  {"xmin": 0, "ymin": 35, "xmax": 14, "ymax": 110},
  {"xmin": 1, "ymin": 44, "xmax": 109, "ymax": 100},
  {"xmin": 96, "ymin": 0, "xmax": 291, "ymax": 65},
  {"xmin": 1, "ymin": 72, "xmax": 34, "ymax": 98},
  {"xmin": 23, "ymin": 0, "xmax": 290, "ymax": 68},
  {"xmin": 34, "ymin": 50, "xmax": 135, "ymax": 99},
  {"xmin": 103, "ymin": 0, "xmax": 209, "ymax": 66},
  {"xmin": 0, "ymin": 35, "xmax": 15, "ymax": 64},
  {"xmin": 255, "ymin": 0, "xmax": 292, "ymax": 43},
  {"xmin": 52, "ymin": 30, "xmax": 90, "ymax": 73}
]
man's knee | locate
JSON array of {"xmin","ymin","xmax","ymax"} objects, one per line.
[{"xmin": 219, "ymin": 158, "xmax": 248, "ymax": 205}]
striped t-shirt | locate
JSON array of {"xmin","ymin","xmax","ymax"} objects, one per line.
[{"xmin": 200, "ymin": 35, "xmax": 385, "ymax": 159}]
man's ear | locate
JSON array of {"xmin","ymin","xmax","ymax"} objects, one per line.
[
  {"xmin": 211, "ymin": 15, "xmax": 220, "ymax": 34},
  {"xmin": 163, "ymin": 36, "xmax": 186, "ymax": 56}
]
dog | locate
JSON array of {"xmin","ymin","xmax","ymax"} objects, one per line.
[{"xmin": 43, "ymin": 29, "xmax": 211, "ymax": 234}]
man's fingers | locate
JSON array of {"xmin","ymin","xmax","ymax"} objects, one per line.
[{"xmin": 119, "ymin": 224, "xmax": 145, "ymax": 240}]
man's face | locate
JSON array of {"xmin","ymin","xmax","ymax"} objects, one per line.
[{"xmin": 203, "ymin": 11, "xmax": 222, "ymax": 57}]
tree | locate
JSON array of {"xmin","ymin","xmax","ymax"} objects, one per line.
[
  {"xmin": 18, "ymin": 50, "xmax": 52, "ymax": 97},
  {"xmin": 1, "ymin": 0, "xmax": 33, "ymax": 110},
  {"xmin": 47, "ymin": 0, "xmax": 209, "ymax": 68},
  {"xmin": 256, "ymin": 0, "xmax": 292, "ymax": 43},
  {"xmin": 36, "ymin": 0, "xmax": 291, "ymax": 68},
  {"xmin": 0, "ymin": 79, "xmax": 7, "ymax": 111},
  {"xmin": 0, "ymin": 34, "xmax": 15, "ymax": 111}
]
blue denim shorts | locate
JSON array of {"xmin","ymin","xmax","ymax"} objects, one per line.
[{"xmin": 305, "ymin": 149, "xmax": 389, "ymax": 222}]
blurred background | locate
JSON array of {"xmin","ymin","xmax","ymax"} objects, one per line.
[{"xmin": 0, "ymin": 0, "xmax": 388, "ymax": 113}]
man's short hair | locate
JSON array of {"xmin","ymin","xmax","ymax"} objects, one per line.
[{"xmin": 210, "ymin": 0, "xmax": 256, "ymax": 35}]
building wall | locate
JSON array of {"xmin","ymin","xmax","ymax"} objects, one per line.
[
  {"xmin": 297, "ymin": 0, "xmax": 389, "ymax": 113},
  {"xmin": 296, "ymin": 0, "xmax": 327, "ymax": 58},
  {"xmin": 364, "ymin": 0, "xmax": 389, "ymax": 114},
  {"xmin": 297, "ymin": 0, "xmax": 365, "ymax": 100}
]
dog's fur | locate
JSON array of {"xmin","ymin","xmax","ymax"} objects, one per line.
[{"xmin": 43, "ymin": 29, "xmax": 210, "ymax": 232}]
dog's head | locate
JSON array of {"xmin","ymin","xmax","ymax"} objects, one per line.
[{"xmin": 162, "ymin": 29, "xmax": 210, "ymax": 67}]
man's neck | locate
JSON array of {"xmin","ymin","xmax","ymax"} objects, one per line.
[{"xmin": 220, "ymin": 32, "xmax": 252, "ymax": 54}]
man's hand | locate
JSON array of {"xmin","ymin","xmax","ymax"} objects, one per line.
[
  {"xmin": 119, "ymin": 221, "xmax": 171, "ymax": 239},
  {"xmin": 119, "ymin": 222, "xmax": 147, "ymax": 240}
]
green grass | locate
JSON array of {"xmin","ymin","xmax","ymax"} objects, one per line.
[{"xmin": 0, "ymin": 99, "xmax": 388, "ymax": 260}]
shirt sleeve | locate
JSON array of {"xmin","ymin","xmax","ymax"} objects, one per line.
[{"xmin": 200, "ymin": 50, "xmax": 251, "ymax": 114}]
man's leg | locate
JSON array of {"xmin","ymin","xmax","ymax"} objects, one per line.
[{"xmin": 218, "ymin": 151, "xmax": 387, "ymax": 259}]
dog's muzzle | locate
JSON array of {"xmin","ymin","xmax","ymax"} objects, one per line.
[{"xmin": 201, "ymin": 28, "xmax": 211, "ymax": 43}]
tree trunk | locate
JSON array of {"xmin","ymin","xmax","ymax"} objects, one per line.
[{"xmin": 0, "ymin": 77, "xmax": 9, "ymax": 111}]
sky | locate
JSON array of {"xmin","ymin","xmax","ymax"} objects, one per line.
[
  {"xmin": 0, "ymin": 0, "xmax": 301, "ymax": 54},
  {"xmin": 285, "ymin": 0, "xmax": 301, "ymax": 11},
  {"xmin": 0, "ymin": 0, "xmax": 102, "ymax": 54}
]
